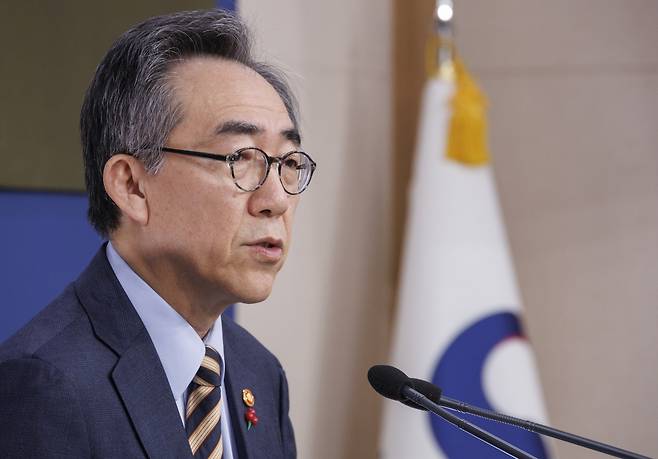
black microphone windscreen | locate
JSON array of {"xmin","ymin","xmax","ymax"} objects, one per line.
[
  {"xmin": 367, "ymin": 365, "xmax": 411, "ymax": 401},
  {"xmin": 410, "ymin": 378, "xmax": 442, "ymax": 404}
]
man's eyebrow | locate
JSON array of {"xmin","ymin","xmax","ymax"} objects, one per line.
[
  {"xmin": 283, "ymin": 128, "xmax": 301, "ymax": 146},
  {"xmin": 215, "ymin": 120, "xmax": 302, "ymax": 146},
  {"xmin": 215, "ymin": 120, "xmax": 262, "ymax": 136}
]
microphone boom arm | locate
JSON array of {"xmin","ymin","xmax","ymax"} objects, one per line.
[
  {"xmin": 439, "ymin": 396, "xmax": 651, "ymax": 459},
  {"xmin": 402, "ymin": 385, "xmax": 538, "ymax": 459}
]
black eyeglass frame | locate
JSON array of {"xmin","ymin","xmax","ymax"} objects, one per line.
[{"xmin": 161, "ymin": 146, "xmax": 317, "ymax": 195}]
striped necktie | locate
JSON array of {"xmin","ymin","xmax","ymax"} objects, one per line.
[{"xmin": 185, "ymin": 345, "xmax": 224, "ymax": 459}]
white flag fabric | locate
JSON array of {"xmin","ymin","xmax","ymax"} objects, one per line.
[{"xmin": 380, "ymin": 78, "xmax": 552, "ymax": 458}]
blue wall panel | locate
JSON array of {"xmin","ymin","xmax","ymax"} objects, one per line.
[
  {"xmin": 216, "ymin": 0, "xmax": 236, "ymax": 11},
  {"xmin": 0, "ymin": 191, "xmax": 101, "ymax": 341}
]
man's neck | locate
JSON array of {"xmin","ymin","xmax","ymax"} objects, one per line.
[{"xmin": 109, "ymin": 238, "xmax": 229, "ymax": 337}]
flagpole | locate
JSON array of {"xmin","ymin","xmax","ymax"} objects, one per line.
[{"xmin": 432, "ymin": 0, "xmax": 455, "ymax": 81}]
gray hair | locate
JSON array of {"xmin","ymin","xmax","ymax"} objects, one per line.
[{"xmin": 80, "ymin": 9, "xmax": 299, "ymax": 236}]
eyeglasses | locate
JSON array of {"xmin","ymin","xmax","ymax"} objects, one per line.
[{"xmin": 161, "ymin": 146, "xmax": 317, "ymax": 195}]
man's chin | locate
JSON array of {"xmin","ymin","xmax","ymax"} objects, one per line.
[
  {"xmin": 235, "ymin": 290, "xmax": 272, "ymax": 304},
  {"xmin": 231, "ymin": 280, "xmax": 274, "ymax": 304},
  {"xmin": 215, "ymin": 268, "xmax": 279, "ymax": 305}
]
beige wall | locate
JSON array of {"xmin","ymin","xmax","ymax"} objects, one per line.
[{"xmin": 241, "ymin": 1, "xmax": 657, "ymax": 458}]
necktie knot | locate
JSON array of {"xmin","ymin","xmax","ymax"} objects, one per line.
[{"xmin": 193, "ymin": 345, "xmax": 222, "ymax": 387}]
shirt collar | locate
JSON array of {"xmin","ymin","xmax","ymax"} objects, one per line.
[{"xmin": 106, "ymin": 242, "xmax": 226, "ymax": 401}]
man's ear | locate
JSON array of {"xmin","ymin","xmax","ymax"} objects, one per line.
[{"xmin": 103, "ymin": 154, "xmax": 149, "ymax": 227}]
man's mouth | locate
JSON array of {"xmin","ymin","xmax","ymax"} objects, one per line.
[
  {"xmin": 248, "ymin": 238, "xmax": 283, "ymax": 249},
  {"xmin": 246, "ymin": 238, "xmax": 284, "ymax": 262}
]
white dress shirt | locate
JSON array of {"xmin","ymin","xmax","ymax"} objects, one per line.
[{"xmin": 106, "ymin": 242, "xmax": 235, "ymax": 459}]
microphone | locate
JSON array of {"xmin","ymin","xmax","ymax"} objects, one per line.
[
  {"xmin": 409, "ymin": 375, "xmax": 651, "ymax": 459},
  {"xmin": 368, "ymin": 365, "xmax": 537, "ymax": 459},
  {"xmin": 367, "ymin": 365, "xmax": 436, "ymax": 411}
]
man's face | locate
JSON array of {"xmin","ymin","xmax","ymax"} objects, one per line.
[{"xmin": 140, "ymin": 57, "xmax": 300, "ymax": 306}]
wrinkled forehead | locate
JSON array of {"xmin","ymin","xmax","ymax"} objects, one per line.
[
  {"xmin": 165, "ymin": 56, "xmax": 299, "ymax": 147},
  {"xmin": 169, "ymin": 57, "xmax": 294, "ymax": 128}
]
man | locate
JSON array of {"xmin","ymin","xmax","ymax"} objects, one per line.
[{"xmin": 0, "ymin": 9, "xmax": 315, "ymax": 459}]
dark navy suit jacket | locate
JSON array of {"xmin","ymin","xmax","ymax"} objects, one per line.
[{"xmin": 0, "ymin": 247, "xmax": 296, "ymax": 458}]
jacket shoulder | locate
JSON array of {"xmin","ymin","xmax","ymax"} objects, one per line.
[
  {"xmin": 0, "ymin": 284, "xmax": 88, "ymax": 362},
  {"xmin": 0, "ymin": 357, "xmax": 90, "ymax": 456}
]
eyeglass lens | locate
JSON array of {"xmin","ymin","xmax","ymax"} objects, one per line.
[{"xmin": 231, "ymin": 148, "xmax": 313, "ymax": 194}]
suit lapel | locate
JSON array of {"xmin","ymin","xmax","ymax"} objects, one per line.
[
  {"xmin": 224, "ymin": 326, "xmax": 259, "ymax": 459},
  {"xmin": 75, "ymin": 246, "xmax": 192, "ymax": 459},
  {"xmin": 112, "ymin": 328, "xmax": 192, "ymax": 459}
]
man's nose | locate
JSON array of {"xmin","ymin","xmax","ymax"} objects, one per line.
[{"xmin": 248, "ymin": 165, "xmax": 290, "ymax": 217}]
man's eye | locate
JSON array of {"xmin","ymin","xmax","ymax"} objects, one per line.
[
  {"xmin": 283, "ymin": 158, "xmax": 301, "ymax": 169},
  {"xmin": 235, "ymin": 149, "xmax": 259, "ymax": 162}
]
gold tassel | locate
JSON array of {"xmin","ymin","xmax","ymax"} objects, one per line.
[{"xmin": 446, "ymin": 58, "xmax": 490, "ymax": 166}]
